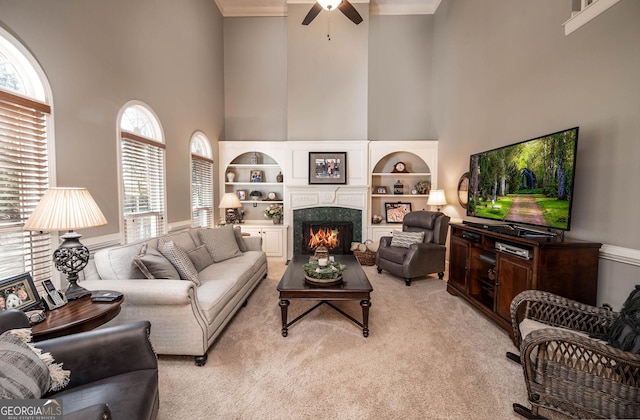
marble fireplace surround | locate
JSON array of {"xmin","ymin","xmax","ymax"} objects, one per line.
[{"xmin": 287, "ymin": 186, "xmax": 368, "ymax": 257}]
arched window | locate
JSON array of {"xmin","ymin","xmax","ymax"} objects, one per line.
[
  {"xmin": 118, "ymin": 102, "xmax": 166, "ymax": 243},
  {"xmin": 190, "ymin": 132, "xmax": 213, "ymax": 227},
  {"xmin": 0, "ymin": 29, "xmax": 53, "ymax": 284}
]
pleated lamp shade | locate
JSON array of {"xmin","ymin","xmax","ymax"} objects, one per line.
[
  {"xmin": 218, "ymin": 193, "xmax": 242, "ymax": 209},
  {"xmin": 24, "ymin": 188, "xmax": 107, "ymax": 232}
]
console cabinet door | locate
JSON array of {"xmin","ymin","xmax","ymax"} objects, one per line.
[
  {"xmin": 495, "ymin": 254, "xmax": 531, "ymax": 321},
  {"xmin": 449, "ymin": 236, "xmax": 470, "ymax": 291}
]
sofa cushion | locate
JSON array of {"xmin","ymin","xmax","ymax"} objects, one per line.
[
  {"xmin": 198, "ymin": 225, "xmax": 242, "ymax": 263},
  {"xmin": 0, "ymin": 328, "xmax": 69, "ymax": 399},
  {"xmin": 187, "ymin": 245, "xmax": 214, "ymax": 272},
  {"xmin": 160, "ymin": 231, "xmax": 197, "ymax": 253},
  {"xmin": 233, "ymin": 226, "xmax": 248, "ymax": 252},
  {"xmin": 391, "ymin": 231, "xmax": 425, "ymax": 248},
  {"xmin": 94, "ymin": 239, "xmax": 157, "ymax": 280},
  {"xmin": 132, "ymin": 244, "xmax": 180, "ymax": 279},
  {"xmin": 158, "ymin": 239, "xmax": 200, "ymax": 285}
]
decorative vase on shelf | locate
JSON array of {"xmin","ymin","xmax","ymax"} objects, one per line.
[
  {"xmin": 272, "ymin": 217, "xmax": 281, "ymax": 225},
  {"xmin": 226, "ymin": 171, "xmax": 235, "ymax": 183},
  {"xmin": 276, "ymin": 171, "xmax": 283, "ymax": 183},
  {"xmin": 250, "ymin": 152, "xmax": 259, "ymax": 165}
]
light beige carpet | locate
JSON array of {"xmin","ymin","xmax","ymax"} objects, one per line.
[{"xmin": 157, "ymin": 260, "xmax": 529, "ymax": 419}]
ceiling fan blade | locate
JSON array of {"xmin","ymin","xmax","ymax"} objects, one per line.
[
  {"xmin": 338, "ymin": 0, "xmax": 363, "ymax": 25},
  {"xmin": 302, "ymin": 2, "xmax": 323, "ymax": 25}
]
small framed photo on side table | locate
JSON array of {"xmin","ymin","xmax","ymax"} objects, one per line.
[{"xmin": 0, "ymin": 273, "xmax": 42, "ymax": 312}]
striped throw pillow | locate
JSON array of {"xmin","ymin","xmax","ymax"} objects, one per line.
[{"xmin": 390, "ymin": 231, "xmax": 425, "ymax": 248}]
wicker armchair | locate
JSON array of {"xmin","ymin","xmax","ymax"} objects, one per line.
[{"xmin": 509, "ymin": 290, "xmax": 640, "ymax": 419}]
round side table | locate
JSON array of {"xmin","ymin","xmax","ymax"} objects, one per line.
[{"xmin": 31, "ymin": 294, "xmax": 124, "ymax": 341}]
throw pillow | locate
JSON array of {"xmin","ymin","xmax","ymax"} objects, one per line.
[
  {"xmin": 390, "ymin": 231, "xmax": 425, "ymax": 248},
  {"xmin": 233, "ymin": 226, "xmax": 248, "ymax": 252},
  {"xmin": 0, "ymin": 328, "xmax": 70, "ymax": 399},
  {"xmin": 198, "ymin": 225, "xmax": 242, "ymax": 263},
  {"xmin": 607, "ymin": 285, "xmax": 640, "ymax": 353},
  {"xmin": 132, "ymin": 243, "xmax": 181, "ymax": 279},
  {"xmin": 157, "ymin": 239, "xmax": 200, "ymax": 285},
  {"xmin": 187, "ymin": 245, "xmax": 215, "ymax": 272}
]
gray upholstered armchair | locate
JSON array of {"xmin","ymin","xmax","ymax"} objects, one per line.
[{"xmin": 376, "ymin": 211, "xmax": 450, "ymax": 286}]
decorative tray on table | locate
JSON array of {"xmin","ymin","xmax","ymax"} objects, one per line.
[{"xmin": 303, "ymin": 260, "xmax": 346, "ymax": 286}]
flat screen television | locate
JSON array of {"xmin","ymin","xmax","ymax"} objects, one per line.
[{"xmin": 467, "ymin": 127, "xmax": 579, "ymax": 232}]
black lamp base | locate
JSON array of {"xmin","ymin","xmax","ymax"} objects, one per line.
[
  {"xmin": 65, "ymin": 282, "xmax": 91, "ymax": 300},
  {"xmin": 55, "ymin": 230, "xmax": 92, "ymax": 300}
]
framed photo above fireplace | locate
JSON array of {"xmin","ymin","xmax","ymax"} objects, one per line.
[
  {"xmin": 309, "ymin": 152, "xmax": 347, "ymax": 185},
  {"xmin": 385, "ymin": 202, "xmax": 412, "ymax": 223}
]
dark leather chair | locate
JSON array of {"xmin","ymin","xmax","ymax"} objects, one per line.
[
  {"xmin": 0, "ymin": 310, "xmax": 159, "ymax": 420},
  {"xmin": 376, "ymin": 211, "xmax": 450, "ymax": 286}
]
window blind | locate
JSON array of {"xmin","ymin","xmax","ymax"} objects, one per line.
[
  {"xmin": 120, "ymin": 131, "xmax": 166, "ymax": 243},
  {"xmin": 191, "ymin": 153, "xmax": 213, "ymax": 228},
  {"xmin": 0, "ymin": 89, "xmax": 52, "ymax": 284}
]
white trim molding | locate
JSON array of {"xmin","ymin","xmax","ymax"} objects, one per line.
[{"xmin": 599, "ymin": 244, "xmax": 640, "ymax": 267}]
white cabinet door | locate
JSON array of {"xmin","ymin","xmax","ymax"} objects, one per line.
[
  {"xmin": 238, "ymin": 225, "xmax": 285, "ymax": 259},
  {"xmin": 369, "ymin": 226, "xmax": 396, "ymax": 242},
  {"xmin": 260, "ymin": 227, "xmax": 283, "ymax": 257}
]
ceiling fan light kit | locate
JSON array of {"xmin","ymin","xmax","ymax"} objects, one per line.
[
  {"xmin": 318, "ymin": 0, "xmax": 342, "ymax": 10},
  {"xmin": 302, "ymin": 0, "xmax": 364, "ymax": 31}
]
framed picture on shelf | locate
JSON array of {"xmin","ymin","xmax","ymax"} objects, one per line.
[
  {"xmin": 236, "ymin": 190, "xmax": 247, "ymax": 201},
  {"xmin": 374, "ymin": 186, "xmax": 387, "ymax": 194},
  {"xmin": 250, "ymin": 170, "xmax": 263, "ymax": 182},
  {"xmin": 308, "ymin": 152, "xmax": 347, "ymax": 185},
  {"xmin": 0, "ymin": 273, "xmax": 42, "ymax": 311},
  {"xmin": 385, "ymin": 202, "xmax": 412, "ymax": 223}
]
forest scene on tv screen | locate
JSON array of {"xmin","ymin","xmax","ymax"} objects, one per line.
[{"xmin": 468, "ymin": 128, "xmax": 577, "ymax": 230}]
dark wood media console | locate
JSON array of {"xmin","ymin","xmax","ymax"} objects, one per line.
[{"xmin": 447, "ymin": 223, "xmax": 601, "ymax": 339}]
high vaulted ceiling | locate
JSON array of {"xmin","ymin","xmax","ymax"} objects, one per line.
[{"xmin": 215, "ymin": 0, "xmax": 442, "ymax": 17}]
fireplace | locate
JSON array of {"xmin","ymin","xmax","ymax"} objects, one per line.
[
  {"xmin": 302, "ymin": 221, "xmax": 353, "ymax": 255},
  {"xmin": 292, "ymin": 207, "xmax": 362, "ymax": 255}
]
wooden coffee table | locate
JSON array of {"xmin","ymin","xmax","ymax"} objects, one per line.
[
  {"xmin": 31, "ymin": 293, "xmax": 123, "ymax": 341},
  {"xmin": 277, "ymin": 254, "xmax": 373, "ymax": 337}
]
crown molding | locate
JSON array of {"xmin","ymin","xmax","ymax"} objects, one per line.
[{"xmin": 216, "ymin": 0, "xmax": 439, "ymax": 17}]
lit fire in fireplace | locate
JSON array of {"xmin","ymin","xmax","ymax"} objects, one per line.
[{"xmin": 308, "ymin": 227, "xmax": 340, "ymax": 250}]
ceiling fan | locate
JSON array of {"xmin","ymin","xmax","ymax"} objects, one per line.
[{"xmin": 302, "ymin": 0, "xmax": 363, "ymax": 26}]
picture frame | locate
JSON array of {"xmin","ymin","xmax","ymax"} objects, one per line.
[
  {"xmin": 250, "ymin": 170, "xmax": 263, "ymax": 183},
  {"xmin": 236, "ymin": 190, "xmax": 247, "ymax": 201},
  {"xmin": 385, "ymin": 202, "xmax": 412, "ymax": 223},
  {"xmin": 374, "ymin": 186, "xmax": 388, "ymax": 195},
  {"xmin": 308, "ymin": 152, "xmax": 347, "ymax": 185},
  {"xmin": 0, "ymin": 273, "xmax": 42, "ymax": 312}
]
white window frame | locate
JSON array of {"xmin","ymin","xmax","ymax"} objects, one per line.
[
  {"xmin": 0, "ymin": 27, "xmax": 55, "ymax": 290},
  {"xmin": 117, "ymin": 101, "xmax": 167, "ymax": 244},
  {"xmin": 190, "ymin": 132, "xmax": 214, "ymax": 228}
]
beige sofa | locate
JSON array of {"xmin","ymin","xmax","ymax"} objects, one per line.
[{"xmin": 81, "ymin": 225, "xmax": 267, "ymax": 366}]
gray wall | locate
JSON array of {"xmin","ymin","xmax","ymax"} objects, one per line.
[
  {"xmin": 223, "ymin": 17, "xmax": 287, "ymax": 141},
  {"xmin": 0, "ymin": 0, "xmax": 225, "ymax": 235},
  {"xmin": 287, "ymin": 3, "xmax": 369, "ymax": 141},
  {"xmin": 368, "ymin": 14, "xmax": 434, "ymax": 140},
  {"xmin": 433, "ymin": 0, "xmax": 640, "ymax": 308}
]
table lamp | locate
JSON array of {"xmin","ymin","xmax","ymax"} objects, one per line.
[
  {"xmin": 24, "ymin": 188, "xmax": 107, "ymax": 300},
  {"xmin": 426, "ymin": 189, "xmax": 447, "ymax": 212},
  {"xmin": 219, "ymin": 192, "xmax": 243, "ymax": 224}
]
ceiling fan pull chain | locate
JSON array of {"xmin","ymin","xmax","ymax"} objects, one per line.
[{"xmin": 327, "ymin": 11, "xmax": 331, "ymax": 41}]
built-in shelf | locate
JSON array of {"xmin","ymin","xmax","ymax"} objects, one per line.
[
  {"xmin": 372, "ymin": 194, "xmax": 430, "ymax": 198},
  {"xmin": 371, "ymin": 172, "xmax": 431, "ymax": 177},
  {"xmin": 563, "ymin": 0, "xmax": 620, "ymax": 36}
]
